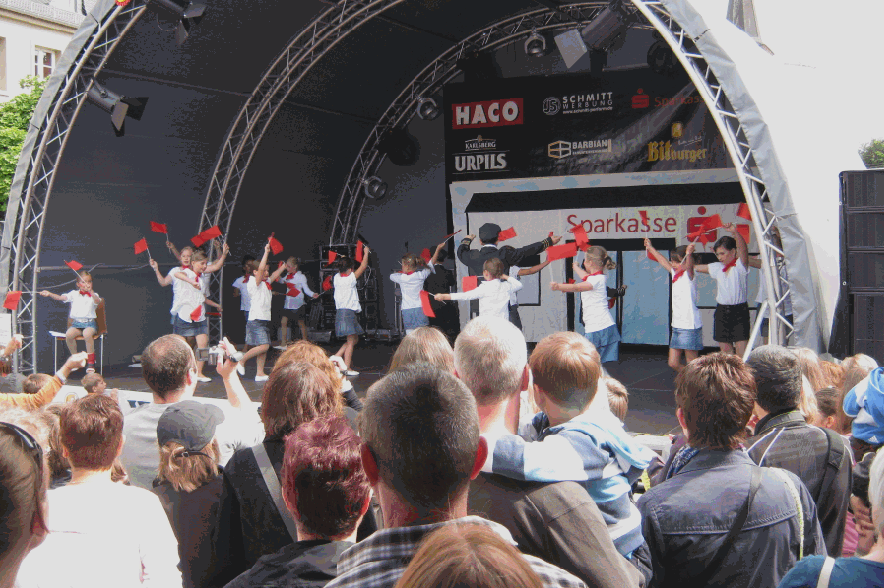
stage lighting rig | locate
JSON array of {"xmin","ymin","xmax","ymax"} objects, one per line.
[
  {"xmin": 153, "ymin": 0, "xmax": 206, "ymax": 45},
  {"xmin": 86, "ymin": 82, "xmax": 148, "ymax": 137},
  {"xmin": 647, "ymin": 37, "xmax": 677, "ymax": 76},
  {"xmin": 416, "ymin": 97, "xmax": 440, "ymax": 121},
  {"xmin": 363, "ymin": 176, "xmax": 387, "ymax": 200},
  {"xmin": 524, "ymin": 29, "xmax": 546, "ymax": 57},
  {"xmin": 554, "ymin": 0, "xmax": 636, "ymax": 71}
]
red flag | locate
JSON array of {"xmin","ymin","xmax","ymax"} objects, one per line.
[
  {"xmin": 420, "ymin": 290, "xmax": 436, "ymax": 318},
  {"xmin": 200, "ymin": 225, "xmax": 222, "ymax": 240},
  {"xmin": 569, "ymin": 225, "xmax": 590, "ymax": 251},
  {"xmin": 549, "ymin": 232, "xmax": 554, "ymax": 237},
  {"xmin": 3, "ymin": 291, "xmax": 21, "ymax": 310},
  {"xmin": 546, "ymin": 242, "xmax": 579, "ymax": 261},
  {"xmin": 441, "ymin": 230, "xmax": 461, "ymax": 241},
  {"xmin": 702, "ymin": 214, "xmax": 723, "ymax": 231},
  {"xmin": 420, "ymin": 248, "xmax": 431, "ymax": 263},
  {"xmin": 190, "ymin": 306, "xmax": 203, "ymax": 322},
  {"xmin": 328, "ymin": 250, "xmax": 337, "ymax": 264},
  {"xmin": 355, "ymin": 241, "xmax": 364, "ymax": 263},
  {"xmin": 64, "ymin": 260, "xmax": 83, "ymax": 271},
  {"xmin": 498, "ymin": 227, "xmax": 517, "ymax": 241},
  {"xmin": 736, "ymin": 202, "xmax": 752, "ymax": 221},
  {"xmin": 287, "ymin": 285, "xmax": 301, "ymax": 297},
  {"xmin": 462, "ymin": 276, "xmax": 479, "ymax": 292},
  {"xmin": 736, "ymin": 224, "xmax": 751, "ymax": 244},
  {"xmin": 322, "ymin": 275, "xmax": 332, "ymax": 291},
  {"xmin": 647, "ymin": 249, "xmax": 656, "ymax": 261},
  {"xmin": 150, "ymin": 221, "xmax": 167, "ymax": 234},
  {"xmin": 268, "ymin": 234, "xmax": 284, "ymax": 255},
  {"xmin": 639, "ymin": 210, "xmax": 650, "ymax": 228},
  {"xmin": 608, "ymin": 298, "xmax": 616, "ymax": 309},
  {"xmin": 191, "ymin": 234, "xmax": 206, "ymax": 247},
  {"xmin": 134, "ymin": 238, "xmax": 148, "ymax": 255},
  {"xmin": 567, "ymin": 279, "xmax": 575, "ymax": 284}
]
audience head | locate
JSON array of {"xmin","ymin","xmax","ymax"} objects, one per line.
[
  {"xmin": 275, "ymin": 341, "xmax": 343, "ymax": 395},
  {"xmin": 282, "ymin": 415, "xmax": 370, "ymax": 539},
  {"xmin": 394, "ymin": 523, "xmax": 542, "ymax": 588},
  {"xmin": 870, "ymin": 449, "xmax": 884, "ymax": 539},
  {"xmin": 789, "ymin": 347, "xmax": 827, "ymax": 393},
  {"xmin": 797, "ymin": 374, "xmax": 820, "ymax": 423},
  {"xmin": 819, "ymin": 360, "xmax": 845, "ymax": 392},
  {"xmin": 674, "ymin": 353, "xmax": 756, "ymax": 450},
  {"xmin": 482, "ymin": 257, "xmax": 504, "ymax": 280},
  {"xmin": 59, "ymin": 395, "xmax": 123, "ymax": 472},
  {"xmin": 813, "ymin": 387, "xmax": 848, "ymax": 433},
  {"xmin": 261, "ymin": 361, "xmax": 343, "ymax": 438},
  {"xmin": 390, "ymin": 327, "xmax": 454, "ymax": 374},
  {"xmin": 606, "ymin": 377, "xmax": 629, "ymax": 422},
  {"xmin": 454, "ymin": 316, "xmax": 527, "ymax": 406},
  {"xmin": 21, "ymin": 374, "xmax": 51, "ymax": 396},
  {"xmin": 529, "ymin": 332, "xmax": 601, "ymax": 413},
  {"xmin": 0, "ymin": 421, "xmax": 48, "ymax": 582},
  {"xmin": 141, "ymin": 335, "xmax": 197, "ymax": 401},
  {"xmin": 842, "ymin": 353, "xmax": 879, "ymax": 373},
  {"xmin": 360, "ymin": 364, "xmax": 482, "ymax": 515},
  {"xmin": 38, "ymin": 406, "xmax": 70, "ymax": 486},
  {"xmin": 0, "ymin": 408, "xmax": 51, "ymax": 455},
  {"xmin": 80, "ymin": 373, "xmax": 106, "ymax": 395},
  {"xmin": 745, "ymin": 345, "xmax": 802, "ymax": 413},
  {"xmin": 156, "ymin": 400, "xmax": 223, "ymax": 493}
]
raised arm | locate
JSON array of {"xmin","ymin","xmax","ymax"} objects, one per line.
[
  {"xmin": 644, "ymin": 238, "xmax": 673, "ymax": 273},
  {"xmin": 167, "ymin": 240, "xmax": 182, "ymax": 262},
  {"xmin": 517, "ymin": 259, "xmax": 552, "ymax": 277},
  {"xmin": 215, "ymin": 337, "xmax": 251, "ymax": 410},
  {"xmin": 353, "ymin": 246, "xmax": 371, "ymax": 279},
  {"xmin": 550, "ymin": 280, "xmax": 594, "ymax": 293},
  {"xmin": 428, "ymin": 240, "xmax": 447, "ymax": 268},
  {"xmin": 572, "ymin": 261, "xmax": 589, "ymax": 282},
  {"xmin": 269, "ymin": 260, "xmax": 287, "ymax": 283},
  {"xmin": 725, "ymin": 223, "xmax": 749, "ymax": 267},
  {"xmin": 149, "ymin": 258, "xmax": 174, "ymax": 286},
  {"xmin": 684, "ymin": 242, "xmax": 697, "ymax": 279},
  {"xmin": 39, "ymin": 290, "xmax": 67, "ymax": 302},
  {"xmin": 206, "ymin": 242, "xmax": 229, "ymax": 273},
  {"xmin": 257, "ymin": 242, "xmax": 271, "ymax": 277}
]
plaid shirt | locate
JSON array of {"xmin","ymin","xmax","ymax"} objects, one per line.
[{"xmin": 325, "ymin": 516, "xmax": 587, "ymax": 588}]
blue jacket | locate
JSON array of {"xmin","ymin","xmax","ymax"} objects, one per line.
[
  {"xmin": 637, "ymin": 449, "xmax": 826, "ymax": 588},
  {"xmin": 843, "ymin": 367, "xmax": 884, "ymax": 444}
]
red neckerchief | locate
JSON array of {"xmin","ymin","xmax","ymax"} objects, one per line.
[
  {"xmin": 722, "ymin": 258, "xmax": 738, "ymax": 273},
  {"xmin": 583, "ymin": 271, "xmax": 603, "ymax": 281},
  {"xmin": 79, "ymin": 291, "xmax": 91, "ymax": 296},
  {"xmin": 264, "ymin": 280, "xmax": 272, "ymax": 291},
  {"xmin": 181, "ymin": 265, "xmax": 191, "ymax": 270},
  {"xmin": 672, "ymin": 270, "xmax": 685, "ymax": 283},
  {"xmin": 340, "ymin": 271, "xmax": 351, "ymax": 278},
  {"xmin": 287, "ymin": 272, "xmax": 296, "ymax": 281},
  {"xmin": 404, "ymin": 271, "xmax": 415, "ymax": 276},
  {"xmin": 194, "ymin": 272, "xmax": 202, "ymax": 281}
]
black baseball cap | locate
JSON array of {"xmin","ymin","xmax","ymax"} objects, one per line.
[
  {"xmin": 479, "ymin": 223, "xmax": 502, "ymax": 241},
  {"xmin": 157, "ymin": 400, "xmax": 224, "ymax": 451}
]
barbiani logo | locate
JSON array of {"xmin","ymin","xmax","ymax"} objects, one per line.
[
  {"xmin": 543, "ymin": 92, "xmax": 613, "ymax": 115},
  {"xmin": 454, "ymin": 135, "xmax": 507, "ymax": 173},
  {"xmin": 452, "ymin": 99, "xmax": 523, "ymax": 129},
  {"xmin": 548, "ymin": 139, "xmax": 612, "ymax": 159}
]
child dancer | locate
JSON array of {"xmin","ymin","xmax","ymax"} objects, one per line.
[
  {"xmin": 40, "ymin": 271, "xmax": 102, "ymax": 373},
  {"xmin": 172, "ymin": 251, "xmax": 221, "ymax": 382},
  {"xmin": 503, "ymin": 249, "xmax": 551, "ymax": 329},
  {"xmin": 645, "ymin": 238, "xmax": 702, "ymax": 372},
  {"xmin": 232, "ymin": 255, "xmax": 255, "ymax": 355},
  {"xmin": 390, "ymin": 242, "xmax": 446, "ymax": 335},
  {"xmin": 333, "ymin": 247, "xmax": 370, "ymax": 376},
  {"xmin": 276, "ymin": 256, "xmax": 319, "ymax": 349},
  {"xmin": 434, "ymin": 258, "xmax": 522, "ymax": 321},
  {"xmin": 694, "ymin": 223, "xmax": 750, "ymax": 356},
  {"xmin": 237, "ymin": 242, "xmax": 287, "ymax": 381},
  {"xmin": 549, "ymin": 245, "xmax": 620, "ymax": 363}
]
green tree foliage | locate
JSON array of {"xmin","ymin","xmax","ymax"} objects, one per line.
[
  {"xmin": 859, "ymin": 138, "xmax": 884, "ymax": 169},
  {"xmin": 0, "ymin": 77, "xmax": 46, "ymax": 216}
]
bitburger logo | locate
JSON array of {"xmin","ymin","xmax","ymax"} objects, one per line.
[
  {"xmin": 548, "ymin": 138, "xmax": 612, "ymax": 159},
  {"xmin": 542, "ymin": 97, "xmax": 560, "ymax": 115}
]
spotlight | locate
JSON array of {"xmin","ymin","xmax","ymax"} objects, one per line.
[
  {"xmin": 363, "ymin": 176, "xmax": 387, "ymax": 200},
  {"xmin": 581, "ymin": 0, "xmax": 634, "ymax": 52},
  {"xmin": 153, "ymin": 0, "xmax": 206, "ymax": 45},
  {"xmin": 416, "ymin": 97, "xmax": 440, "ymax": 121},
  {"xmin": 524, "ymin": 29, "xmax": 546, "ymax": 57},
  {"xmin": 86, "ymin": 82, "xmax": 148, "ymax": 137}
]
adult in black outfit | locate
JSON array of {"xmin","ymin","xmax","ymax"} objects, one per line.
[{"xmin": 423, "ymin": 246, "xmax": 460, "ymax": 341}]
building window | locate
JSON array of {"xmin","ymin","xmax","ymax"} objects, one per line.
[
  {"xmin": 34, "ymin": 48, "xmax": 57, "ymax": 80},
  {"xmin": 0, "ymin": 37, "xmax": 7, "ymax": 92}
]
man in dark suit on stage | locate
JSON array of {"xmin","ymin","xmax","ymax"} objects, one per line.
[{"xmin": 457, "ymin": 223, "xmax": 558, "ymax": 278}]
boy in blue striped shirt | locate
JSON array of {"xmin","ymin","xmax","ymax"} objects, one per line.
[{"xmin": 481, "ymin": 331, "xmax": 655, "ymax": 580}]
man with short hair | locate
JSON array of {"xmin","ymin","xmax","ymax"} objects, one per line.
[
  {"xmin": 746, "ymin": 345, "xmax": 852, "ymax": 555},
  {"xmin": 326, "ymin": 364, "xmax": 587, "ymax": 588},
  {"xmin": 456, "ymin": 316, "xmax": 644, "ymax": 588},
  {"xmin": 120, "ymin": 334, "xmax": 262, "ymax": 489},
  {"xmin": 637, "ymin": 353, "xmax": 825, "ymax": 588}
]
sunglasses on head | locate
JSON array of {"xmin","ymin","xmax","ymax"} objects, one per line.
[{"xmin": 0, "ymin": 421, "xmax": 43, "ymax": 470}]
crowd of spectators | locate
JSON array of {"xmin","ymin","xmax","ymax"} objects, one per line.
[{"xmin": 1, "ymin": 322, "xmax": 884, "ymax": 588}]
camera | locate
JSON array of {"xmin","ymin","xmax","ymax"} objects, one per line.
[{"xmin": 195, "ymin": 344, "xmax": 243, "ymax": 364}]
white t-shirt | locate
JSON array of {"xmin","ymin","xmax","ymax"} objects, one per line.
[
  {"xmin": 389, "ymin": 267, "xmax": 434, "ymax": 310},
  {"xmin": 167, "ymin": 266, "xmax": 186, "ymax": 316},
  {"xmin": 62, "ymin": 289, "xmax": 99, "ymax": 321},
  {"xmin": 334, "ymin": 272, "xmax": 361, "ymax": 312},
  {"xmin": 171, "ymin": 269, "xmax": 206, "ymax": 323},
  {"xmin": 232, "ymin": 275, "xmax": 251, "ymax": 311},
  {"xmin": 756, "ymin": 262, "xmax": 793, "ymax": 317},
  {"xmin": 580, "ymin": 273, "xmax": 615, "ymax": 333},
  {"xmin": 450, "ymin": 276, "xmax": 522, "ymax": 320},
  {"xmin": 247, "ymin": 276, "xmax": 273, "ymax": 321},
  {"xmin": 279, "ymin": 271, "xmax": 315, "ymax": 310},
  {"xmin": 16, "ymin": 481, "xmax": 183, "ymax": 588},
  {"xmin": 670, "ymin": 269, "xmax": 702, "ymax": 330},
  {"xmin": 708, "ymin": 258, "xmax": 749, "ymax": 305},
  {"xmin": 508, "ymin": 265, "xmax": 522, "ymax": 304}
]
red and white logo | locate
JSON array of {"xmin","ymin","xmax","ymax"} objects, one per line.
[
  {"xmin": 632, "ymin": 89, "xmax": 650, "ymax": 109},
  {"xmin": 452, "ymin": 99, "xmax": 523, "ymax": 129}
]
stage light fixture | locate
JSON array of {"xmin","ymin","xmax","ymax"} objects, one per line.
[
  {"xmin": 524, "ymin": 29, "xmax": 546, "ymax": 57},
  {"xmin": 416, "ymin": 97, "xmax": 440, "ymax": 120},
  {"xmin": 153, "ymin": 0, "xmax": 206, "ymax": 45},
  {"xmin": 647, "ymin": 39, "xmax": 677, "ymax": 76},
  {"xmin": 363, "ymin": 176, "xmax": 387, "ymax": 200},
  {"xmin": 456, "ymin": 51, "xmax": 497, "ymax": 83},
  {"xmin": 86, "ymin": 82, "xmax": 148, "ymax": 137},
  {"xmin": 556, "ymin": 0, "xmax": 635, "ymax": 71}
]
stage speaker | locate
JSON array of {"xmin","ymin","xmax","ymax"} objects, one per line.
[
  {"xmin": 377, "ymin": 128, "xmax": 418, "ymax": 166},
  {"xmin": 554, "ymin": 29, "xmax": 589, "ymax": 69}
]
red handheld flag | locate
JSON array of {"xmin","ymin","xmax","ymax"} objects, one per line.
[
  {"xmin": 191, "ymin": 234, "xmax": 206, "ymax": 247},
  {"xmin": 569, "ymin": 225, "xmax": 590, "ymax": 251},
  {"xmin": 328, "ymin": 250, "xmax": 337, "ymax": 264},
  {"xmin": 287, "ymin": 285, "xmax": 301, "ymax": 297},
  {"xmin": 134, "ymin": 238, "xmax": 148, "ymax": 255},
  {"xmin": 546, "ymin": 242, "xmax": 578, "ymax": 261},
  {"xmin": 736, "ymin": 202, "xmax": 752, "ymax": 221},
  {"xmin": 608, "ymin": 298, "xmax": 617, "ymax": 309},
  {"xmin": 322, "ymin": 275, "xmax": 332, "ymax": 291},
  {"xmin": 567, "ymin": 279, "xmax": 575, "ymax": 285},
  {"xmin": 355, "ymin": 241, "xmax": 364, "ymax": 263},
  {"xmin": 702, "ymin": 214, "xmax": 723, "ymax": 231},
  {"xmin": 736, "ymin": 224, "xmax": 751, "ymax": 244},
  {"xmin": 420, "ymin": 248, "xmax": 431, "ymax": 263},
  {"xmin": 441, "ymin": 230, "xmax": 462, "ymax": 241},
  {"xmin": 65, "ymin": 260, "xmax": 83, "ymax": 272},
  {"xmin": 498, "ymin": 227, "xmax": 517, "ymax": 241},
  {"xmin": 150, "ymin": 221, "xmax": 167, "ymax": 234},
  {"xmin": 200, "ymin": 225, "xmax": 222, "ymax": 240},
  {"xmin": 3, "ymin": 291, "xmax": 22, "ymax": 310},
  {"xmin": 462, "ymin": 276, "xmax": 479, "ymax": 292},
  {"xmin": 420, "ymin": 290, "xmax": 436, "ymax": 318},
  {"xmin": 639, "ymin": 210, "xmax": 650, "ymax": 228},
  {"xmin": 647, "ymin": 249, "xmax": 656, "ymax": 261},
  {"xmin": 268, "ymin": 235, "xmax": 284, "ymax": 255},
  {"xmin": 190, "ymin": 306, "xmax": 203, "ymax": 322}
]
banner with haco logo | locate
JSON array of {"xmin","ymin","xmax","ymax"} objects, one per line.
[{"xmin": 443, "ymin": 69, "xmax": 732, "ymax": 181}]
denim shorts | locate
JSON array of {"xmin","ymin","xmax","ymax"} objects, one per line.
[
  {"xmin": 246, "ymin": 319, "xmax": 271, "ymax": 346},
  {"xmin": 402, "ymin": 307, "xmax": 429, "ymax": 332},
  {"xmin": 70, "ymin": 319, "xmax": 97, "ymax": 330},
  {"xmin": 335, "ymin": 309, "xmax": 364, "ymax": 337},
  {"xmin": 670, "ymin": 327, "xmax": 703, "ymax": 351},
  {"xmin": 584, "ymin": 323, "xmax": 621, "ymax": 363},
  {"xmin": 173, "ymin": 316, "xmax": 208, "ymax": 337}
]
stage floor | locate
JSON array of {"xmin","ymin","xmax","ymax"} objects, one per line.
[{"xmin": 94, "ymin": 342, "xmax": 681, "ymax": 436}]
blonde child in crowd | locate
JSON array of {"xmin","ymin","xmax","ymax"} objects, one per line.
[
  {"xmin": 645, "ymin": 238, "xmax": 702, "ymax": 372},
  {"xmin": 549, "ymin": 245, "xmax": 620, "ymax": 363},
  {"xmin": 332, "ymin": 247, "xmax": 371, "ymax": 376},
  {"xmin": 40, "ymin": 271, "xmax": 102, "ymax": 373},
  {"xmin": 276, "ymin": 256, "xmax": 319, "ymax": 349},
  {"xmin": 237, "ymin": 241, "xmax": 288, "ymax": 381},
  {"xmin": 434, "ymin": 258, "xmax": 522, "ymax": 320},
  {"xmin": 390, "ymin": 242, "xmax": 446, "ymax": 335},
  {"xmin": 232, "ymin": 255, "xmax": 255, "ymax": 356},
  {"xmin": 606, "ymin": 377, "xmax": 629, "ymax": 423},
  {"xmin": 172, "ymin": 251, "xmax": 221, "ymax": 382}
]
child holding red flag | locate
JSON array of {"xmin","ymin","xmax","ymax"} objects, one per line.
[
  {"xmin": 237, "ymin": 241, "xmax": 287, "ymax": 381},
  {"xmin": 549, "ymin": 246, "xmax": 621, "ymax": 363},
  {"xmin": 390, "ymin": 241, "xmax": 446, "ymax": 335},
  {"xmin": 276, "ymin": 256, "xmax": 319, "ymax": 348},
  {"xmin": 40, "ymin": 271, "xmax": 102, "ymax": 373},
  {"xmin": 332, "ymin": 246, "xmax": 370, "ymax": 376},
  {"xmin": 434, "ymin": 257, "xmax": 522, "ymax": 321},
  {"xmin": 694, "ymin": 223, "xmax": 750, "ymax": 356},
  {"xmin": 645, "ymin": 238, "xmax": 702, "ymax": 372},
  {"xmin": 172, "ymin": 251, "xmax": 221, "ymax": 381}
]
